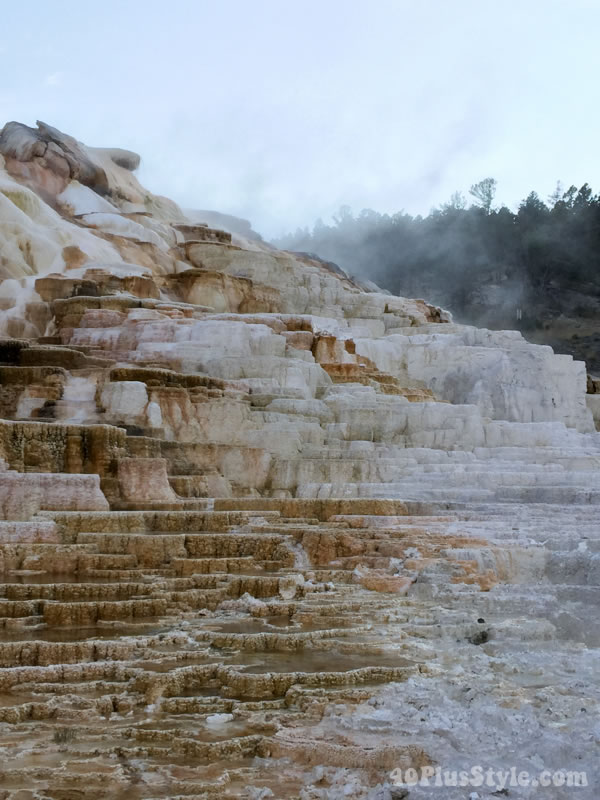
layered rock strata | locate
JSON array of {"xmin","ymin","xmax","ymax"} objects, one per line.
[{"xmin": 0, "ymin": 121, "xmax": 599, "ymax": 799}]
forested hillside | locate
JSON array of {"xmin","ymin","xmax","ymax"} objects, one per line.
[{"xmin": 275, "ymin": 180, "xmax": 600, "ymax": 373}]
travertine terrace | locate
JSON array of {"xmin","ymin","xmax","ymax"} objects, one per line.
[{"xmin": 0, "ymin": 121, "xmax": 599, "ymax": 799}]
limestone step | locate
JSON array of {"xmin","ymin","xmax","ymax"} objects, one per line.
[{"xmin": 41, "ymin": 509, "xmax": 283, "ymax": 536}]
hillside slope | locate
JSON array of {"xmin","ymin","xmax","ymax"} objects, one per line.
[{"xmin": 0, "ymin": 121, "xmax": 599, "ymax": 798}]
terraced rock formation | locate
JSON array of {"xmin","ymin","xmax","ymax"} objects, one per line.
[{"xmin": 0, "ymin": 121, "xmax": 599, "ymax": 799}]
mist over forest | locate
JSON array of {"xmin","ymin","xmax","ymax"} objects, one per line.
[{"xmin": 274, "ymin": 180, "xmax": 600, "ymax": 373}]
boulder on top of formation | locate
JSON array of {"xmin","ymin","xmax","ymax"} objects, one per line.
[{"xmin": 0, "ymin": 120, "xmax": 140, "ymax": 196}]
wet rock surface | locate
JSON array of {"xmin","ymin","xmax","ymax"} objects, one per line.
[{"xmin": 0, "ymin": 121, "xmax": 599, "ymax": 798}]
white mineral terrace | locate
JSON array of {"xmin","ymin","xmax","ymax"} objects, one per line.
[{"xmin": 0, "ymin": 121, "xmax": 598, "ymax": 799}]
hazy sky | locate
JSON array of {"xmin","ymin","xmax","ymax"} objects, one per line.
[{"xmin": 1, "ymin": 0, "xmax": 599, "ymax": 237}]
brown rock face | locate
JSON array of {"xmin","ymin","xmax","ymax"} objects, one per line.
[
  {"xmin": 173, "ymin": 269, "xmax": 280, "ymax": 313},
  {"xmin": 4, "ymin": 154, "xmax": 70, "ymax": 200},
  {"xmin": 118, "ymin": 457, "xmax": 180, "ymax": 504}
]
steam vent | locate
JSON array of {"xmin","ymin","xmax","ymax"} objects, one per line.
[{"xmin": 1, "ymin": 120, "xmax": 599, "ymax": 799}]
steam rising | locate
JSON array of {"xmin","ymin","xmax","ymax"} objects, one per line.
[{"xmin": 274, "ymin": 183, "xmax": 600, "ymax": 374}]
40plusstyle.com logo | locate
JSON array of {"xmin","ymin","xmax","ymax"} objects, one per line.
[{"xmin": 390, "ymin": 766, "xmax": 589, "ymax": 791}]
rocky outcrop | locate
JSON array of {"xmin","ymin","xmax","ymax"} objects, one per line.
[
  {"xmin": 0, "ymin": 121, "xmax": 599, "ymax": 799},
  {"xmin": 587, "ymin": 374, "xmax": 600, "ymax": 430}
]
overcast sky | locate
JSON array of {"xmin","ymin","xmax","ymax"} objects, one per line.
[{"xmin": 1, "ymin": 0, "xmax": 599, "ymax": 238}]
